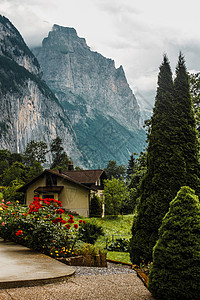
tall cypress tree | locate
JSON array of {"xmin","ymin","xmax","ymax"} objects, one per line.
[
  {"xmin": 129, "ymin": 54, "xmax": 200, "ymax": 264},
  {"xmin": 173, "ymin": 53, "xmax": 200, "ymax": 193},
  {"xmin": 126, "ymin": 153, "xmax": 136, "ymax": 180}
]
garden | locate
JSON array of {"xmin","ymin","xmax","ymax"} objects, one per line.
[{"xmin": 0, "ymin": 196, "xmax": 133, "ymax": 266}]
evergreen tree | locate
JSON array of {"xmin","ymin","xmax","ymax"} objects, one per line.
[
  {"xmin": 189, "ymin": 72, "xmax": 200, "ymax": 134},
  {"xmin": 129, "ymin": 54, "xmax": 200, "ymax": 264},
  {"xmin": 126, "ymin": 153, "xmax": 137, "ymax": 180},
  {"xmin": 148, "ymin": 186, "xmax": 200, "ymax": 300},
  {"xmin": 50, "ymin": 137, "xmax": 70, "ymax": 170},
  {"xmin": 89, "ymin": 194, "xmax": 102, "ymax": 217},
  {"xmin": 23, "ymin": 140, "xmax": 47, "ymax": 166},
  {"xmin": 104, "ymin": 160, "xmax": 126, "ymax": 180},
  {"xmin": 174, "ymin": 54, "xmax": 200, "ymax": 193}
]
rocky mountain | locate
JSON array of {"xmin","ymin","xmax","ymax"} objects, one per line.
[
  {"xmin": 0, "ymin": 16, "xmax": 84, "ymax": 166},
  {"xmin": 33, "ymin": 25, "xmax": 146, "ymax": 167}
]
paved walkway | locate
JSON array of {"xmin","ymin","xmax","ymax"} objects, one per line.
[
  {"xmin": 0, "ymin": 239, "xmax": 155, "ymax": 299},
  {"xmin": 0, "ymin": 239, "xmax": 75, "ymax": 289}
]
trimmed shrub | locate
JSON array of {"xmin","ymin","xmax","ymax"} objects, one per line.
[{"xmin": 148, "ymin": 186, "xmax": 200, "ymax": 300}]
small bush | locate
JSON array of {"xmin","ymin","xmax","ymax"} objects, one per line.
[
  {"xmin": 78, "ymin": 220, "xmax": 104, "ymax": 244},
  {"xmin": 107, "ymin": 238, "xmax": 130, "ymax": 252},
  {"xmin": 74, "ymin": 243, "xmax": 106, "ymax": 256},
  {"xmin": 148, "ymin": 186, "xmax": 200, "ymax": 300}
]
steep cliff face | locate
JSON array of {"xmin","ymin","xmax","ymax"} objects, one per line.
[
  {"xmin": 0, "ymin": 16, "xmax": 40, "ymax": 76},
  {"xmin": 33, "ymin": 25, "xmax": 146, "ymax": 167},
  {"xmin": 0, "ymin": 16, "xmax": 83, "ymax": 166}
]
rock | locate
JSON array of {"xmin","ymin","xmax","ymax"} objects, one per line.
[
  {"xmin": 33, "ymin": 25, "xmax": 146, "ymax": 167},
  {"xmin": 0, "ymin": 16, "xmax": 84, "ymax": 166}
]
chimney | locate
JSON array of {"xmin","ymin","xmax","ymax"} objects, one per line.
[{"xmin": 68, "ymin": 161, "xmax": 74, "ymax": 171}]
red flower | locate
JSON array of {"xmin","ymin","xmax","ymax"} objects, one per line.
[
  {"xmin": 16, "ymin": 230, "xmax": 23, "ymax": 236},
  {"xmin": 69, "ymin": 214, "xmax": 74, "ymax": 219},
  {"xmin": 74, "ymin": 224, "xmax": 78, "ymax": 229},
  {"xmin": 65, "ymin": 224, "xmax": 70, "ymax": 229},
  {"xmin": 56, "ymin": 208, "xmax": 65, "ymax": 214},
  {"xmin": 79, "ymin": 220, "xmax": 83, "ymax": 223},
  {"xmin": 61, "ymin": 220, "xmax": 67, "ymax": 224},
  {"xmin": 83, "ymin": 220, "xmax": 86, "ymax": 224},
  {"xmin": 52, "ymin": 217, "xmax": 63, "ymax": 223},
  {"xmin": 67, "ymin": 218, "xmax": 74, "ymax": 223}
]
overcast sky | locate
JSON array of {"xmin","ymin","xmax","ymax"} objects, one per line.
[{"xmin": 1, "ymin": 0, "xmax": 200, "ymax": 111}]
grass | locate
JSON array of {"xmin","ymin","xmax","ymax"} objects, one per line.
[
  {"xmin": 83, "ymin": 214, "xmax": 134, "ymax": 264},
  {"xmin": 107, "ymin": 251, "xmax": 132, "ymax": 264},
  {"xmin": 72, "ymin": 214, "xmax": 134, "ymax": 263},
  {"xmin": 91, "ymin": 214, "xmax": 133, "ymax": 236}
]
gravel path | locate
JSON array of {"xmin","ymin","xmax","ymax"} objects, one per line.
[
  {"xmin": 0, "ymin": 263, "xmax": 155, "ymax": 300},
  {"xmin": 73, "ymin": 262, "xmax": 135, "ymax": 277}
]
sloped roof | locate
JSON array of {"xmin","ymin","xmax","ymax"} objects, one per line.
[
  {"xmin": 17, "ymin": 169, "xmax": 92, "ymax": 193},
  {"xmin": 61, "ymin": 169, "xmax": 106, "ymax": 185}
]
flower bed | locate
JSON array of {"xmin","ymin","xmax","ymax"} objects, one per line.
[{"xmin": 0, "ymin": 197, "xmax": 86, "ymax": 258}]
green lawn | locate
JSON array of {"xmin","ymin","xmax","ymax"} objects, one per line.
[
  {"xmin": 72, "ymin": 214, "xmax": 134, "ymax": 263},
  {"xmin": 91, "ymin": 214, "xmax": 134, "ymax": 264},
  {"xmin": 107, "ymin": 251, "xmax": 132, "ymax": 264}
]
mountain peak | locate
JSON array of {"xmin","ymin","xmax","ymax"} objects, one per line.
[
  {"xmin": 33, "ymin": 25, "xmax": 146, "ymax": 167},
  {"xmin": 42, "ymin": 24, "xmax": 89, "ymax": 52},
  {"xmin": 52, "ymin": 24, "xmax": 77, "ymax": 36},
  {"xmin": 0, "ymin": 14, "xmax": 41, "ymax": 75}
]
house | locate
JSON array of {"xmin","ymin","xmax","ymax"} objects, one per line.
[
  {"xmin": 61, "ymin": 168, "xmax": 107, "ymax": 200},
  {"xmin": 17, "ymin": 168, "xmax": 107, "ymax": 217}
]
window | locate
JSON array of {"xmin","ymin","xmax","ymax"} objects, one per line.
[{"xmin": 96, "ymin": 178, "xmax": 101, "ymax": 186}]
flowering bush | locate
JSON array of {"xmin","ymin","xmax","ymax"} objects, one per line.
[{"xmin": 0, "ymin": 197, "xmax": 85, "ymax": 258}]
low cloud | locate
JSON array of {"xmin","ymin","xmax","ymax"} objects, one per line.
[{"xmin": 1, "ymin": 0, "xmax": 200, "ymax": 106}]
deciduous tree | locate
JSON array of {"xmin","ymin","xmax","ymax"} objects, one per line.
[{"xmin": 103, "ymin": 178, "xmax": 128, "ymax": 215}]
